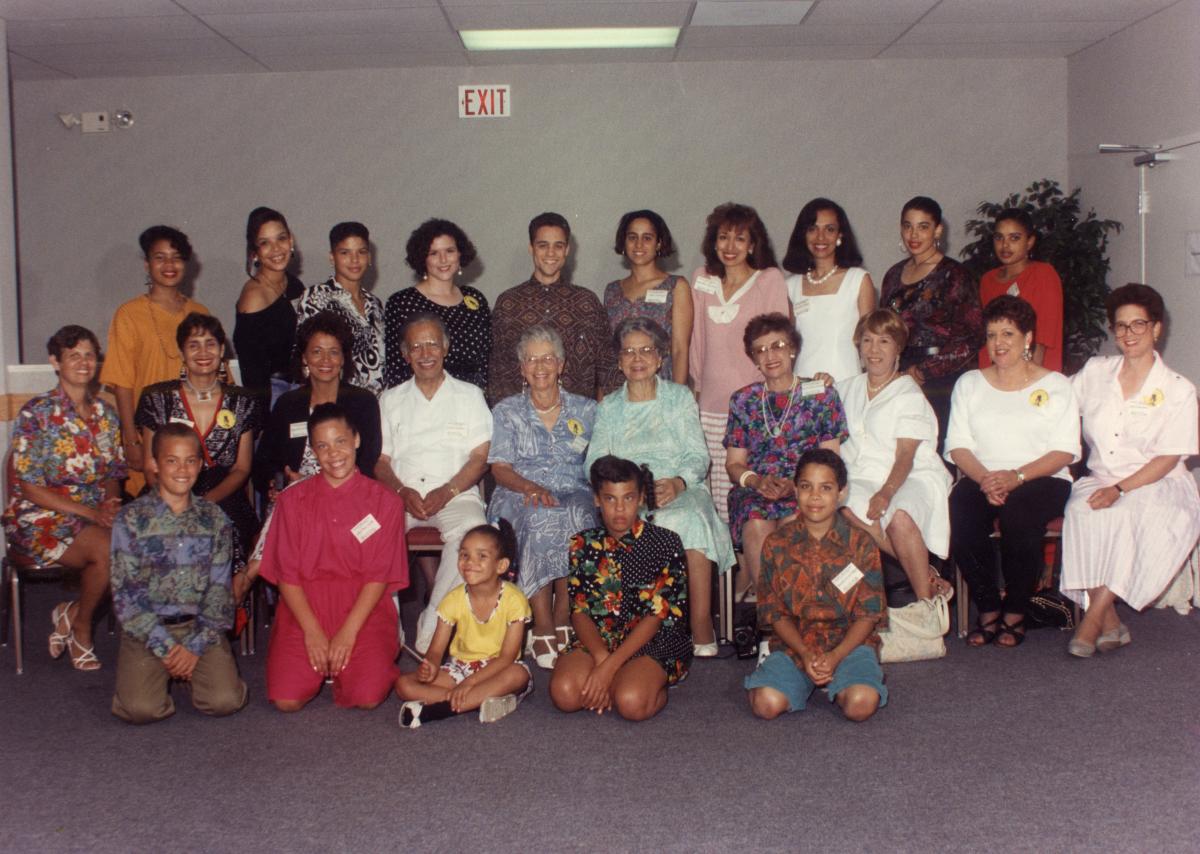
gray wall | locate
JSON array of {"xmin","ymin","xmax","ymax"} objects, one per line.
[
  {"xmin": 12, "ymin": 57, "xmax": 1066, "ymax": 359},
  {"xmin": 1068, "ymin": 0, "xmax": 1200, "ymax": 382}
]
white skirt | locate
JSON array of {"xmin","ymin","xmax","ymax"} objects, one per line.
[
  {"xmin": 1060, "ymin": 472, "xmax": 1200, "ymax": 610},
  {"xmin": 844, "ymin": 472, "xmax": 950, "ymax": 559}
]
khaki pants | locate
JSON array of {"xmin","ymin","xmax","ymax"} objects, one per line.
[{"xmin": 111, "ymin": 623, "xmax": 247, "ymax": 725}]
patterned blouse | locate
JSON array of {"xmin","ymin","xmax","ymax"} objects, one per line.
[
  {"xmin": 567, "ymin": 520, "xmax": 692, "ymax": 684},
  {"xmin": 295, "ymin": 279, "xmax": 386, "ymax": 394},
  {"xmin": 2, "ymin": 387, "xmax": 126, "ymax": 563},
  {"xmin": 880, "ymin": 257, "xmax": 982, "ymax": 380},
  {"xmin": 383, "ymin": 285, "xmax": 490, "ymax": 391}
]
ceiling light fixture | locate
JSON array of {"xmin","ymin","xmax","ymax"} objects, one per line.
[{"xmin": 460, "ymin": 27, "xmax": 680, "ymax": 51}]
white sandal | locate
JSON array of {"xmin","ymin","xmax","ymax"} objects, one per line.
[
  {"xmin": 554, "ymin": 625, "xmax": 575, "ymax": 652},
  {"xmin": 528, "ymin": 634, "xmax": 558, "ymax": 670},
  {"xmin": 66, "ymin": 633, "xmax": 101, "ymax": 671},
  {"xmin": 49, "ymin": 601, "xmax": 73, "ymax": 659}
]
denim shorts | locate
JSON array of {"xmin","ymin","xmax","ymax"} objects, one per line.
[{"xmin": 743, "ymin": 645, "xmax": 887, "ymax": 712}]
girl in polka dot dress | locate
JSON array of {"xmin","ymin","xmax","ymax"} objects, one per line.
[{"xmin": 549, "ymin": 455, "xmax": 692, "ymax": 722}]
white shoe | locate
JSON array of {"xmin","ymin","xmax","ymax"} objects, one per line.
[
  {"xmin": 756, "ymin": 639, "xmax": 772, "ymax": 665},
  {"xmin": 398, "ymin": 701, "xmax": 423, "ymax": 729},
  {"xmin": 479, "ymin": 693, "xmax": 519, "ymax": 723},
  {"xmin": 693, "ymin": 639, "xmax": 719, "ymax": 658},
  {"xmin": 528, "ymin": 634, "xmax": 558, "ymax": 670}
]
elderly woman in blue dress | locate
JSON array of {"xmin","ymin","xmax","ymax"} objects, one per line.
[
  {"xmin": 586, "ymin": 317, "xmax": 736, "ymax": 656},
  {"xmin": 488, "ymin": 326, "xmax": 598, "ymax": 670}
]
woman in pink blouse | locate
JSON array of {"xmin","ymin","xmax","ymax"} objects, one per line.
[{"xmin": 689, "ymin": 202, "xmax": 790, "ymax": 525}]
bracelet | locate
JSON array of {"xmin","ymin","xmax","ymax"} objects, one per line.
[
  {"xmin": 1114, "ymin": 483, "xmax": 1125, "ymax": 496},
  {"xmin": 446, "ymin": 483, "xmax": 460, "ymax": 497},
  {"xmin": 739, "ymin": 469, "xmax": 757, "ymax": 488}
]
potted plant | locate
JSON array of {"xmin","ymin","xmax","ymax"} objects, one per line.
[{"xmin": 960, "ymin": 179, "xmax": 1122, "ymax": 373}]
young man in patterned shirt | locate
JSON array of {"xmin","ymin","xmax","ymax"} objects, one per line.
[
  {"xmin": 744, "ymin": 448, "xmax": 888, "ymax": 722},
  {"xmin": 110, "ymin": 422, "xmax": 246, "ymax": 724}
]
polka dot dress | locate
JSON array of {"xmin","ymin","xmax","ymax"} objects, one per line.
[{"xmin": 383, "ymin": 285, "xmax": 491, "ymax": 391}]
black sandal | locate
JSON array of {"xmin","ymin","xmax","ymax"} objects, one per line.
[
  {"xmin": 966, "ymin": 615, "xmax": 1001, "ymax": 647},
  {"xmin": 996, "ymin": 617, "xmax": 1026, "ymax": 648}
]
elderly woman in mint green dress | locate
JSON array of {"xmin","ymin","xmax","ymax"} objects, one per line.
[
  {"xmin": 489, "ymin": 326, "xmax": 598, "ymax": 670},
  {"xmin": 586, "ymin": 317, "xmax": 735, "ymax": 657}
]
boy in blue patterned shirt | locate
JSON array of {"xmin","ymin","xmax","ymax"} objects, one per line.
[{"xmin": 110, "ymin": 423, "xmax": 246, "ymax": 724}]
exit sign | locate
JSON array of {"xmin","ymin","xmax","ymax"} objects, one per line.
[{"xmin": 459, "ymin": 85, "xmax": 511, "ymax": 118}]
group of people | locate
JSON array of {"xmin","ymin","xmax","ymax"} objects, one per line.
[{"xmin": 5, "ymin": 196, "xmax": 1197, "ymax": 727}]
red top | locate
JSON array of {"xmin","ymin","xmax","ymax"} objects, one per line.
[
  {"xmin": 979, "ymin": 260, "xmax": 1063, "ymax": 371},
  {"xmin": 260, "ymin": 471, "xmax": 408, "ymax": 592}
]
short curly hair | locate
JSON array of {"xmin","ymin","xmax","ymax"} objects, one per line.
[
  {"xmin": 47, "ymin": 325, "xmax": 100, "ymax": 360},
  {"xmin": 404, "ymin": 218, "xmax": 478, "ymax": 276},
  {"xmin": 742, "ymin": 312, "xmax": 799, "ymax": 358},
  {"xmin": 982, "ymin": 294, "xmax": 1037, "ymax": 336},
  {"xmin": 139, "ymin": 225, "xmax": 192, "ymax": 261},
  {"xmin": 293, "ymin": 310, "xmax": 356, "ymax": 384},
  {"xmin": 1105, "ymin": 282, "xmax": 1164, "ymax": 326}
]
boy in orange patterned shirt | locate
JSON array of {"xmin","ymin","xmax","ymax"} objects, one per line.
[{"xmin": 744, "ymin": 448, "xmax": 887, "ymax": 722}]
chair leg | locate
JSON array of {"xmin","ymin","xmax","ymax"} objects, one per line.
[
  {"xmin": 1, "ymin": 560, "xmax": 11, "ymax": 647},
  {"xmin": 11, "ymin": 567, "xmax": 24, "ymax": 675},
  {"xmin": 955, "ymin": 562, "xmax": 969, "ymax": 640},
  {"xmin": 717, "ymin": 569, "xmax": 734, "ymax": 643}
]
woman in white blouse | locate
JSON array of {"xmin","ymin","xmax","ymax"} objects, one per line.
[
  {"xmin": 945, "ymin": 295, "xmax": 1080, "ymax": 647},
  {"xmin": 838, "ymin": 309, "xmax": 952, "ymax": 601},
  {"xmin": 1061, "ymin": 284, "xmax": 1200, "ymax": 657}
]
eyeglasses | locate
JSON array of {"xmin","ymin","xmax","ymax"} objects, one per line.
[
  {"xmin": 751, "ymin": 340, "xmax": 791, "ymax": 357},
  {"xmin": 618, "ymin": 345, "xmax": 658, "ymax": 358},
  {"xmin": 521, "ymin": 354, "xmax": 559, "ymax": 366},
  {"xmin": 1112, "ymin": 319, "xmax": 1151, "ymax": 336}
]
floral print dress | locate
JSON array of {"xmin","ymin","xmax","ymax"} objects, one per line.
[
  {"xmin": 567, "ymin": 520, "xmax": 692, "ymax": 683},
  {"xmin": 723, "ymin": 381, "xmax": 848, "ymax": 549},
  {"xmin": 3, "ymin": 387, "xmax": 126, "ymax": 563}
]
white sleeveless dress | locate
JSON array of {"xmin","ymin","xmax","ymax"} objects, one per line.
[{"xmin": 789, "ymin": 266, "xmax": 869, "ymax": 383}]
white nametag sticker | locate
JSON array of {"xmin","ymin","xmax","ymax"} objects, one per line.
[
  {"xmin": 1006, "ymin": 282, "xmax": 1021, "ymax": 297},
  {"xmin": 644, "ymin": 289, "xmax": 668, "ymax": 304},
  {"xmin": 707, "ymin": 303, "xmax": 740, "ymax": 324},
  {"xmin": 694, "ymin": 276, "xmax": 721, "ymax": 295},
  {"xmin": 169, "ymin": 416, "xmax": 194, "ymax": 428},
  {"xmin": 1127, "ymin": 402, "xmax": 1152, "ymax": 417},
  {"xmin": 800, "ymin": 379, "xmax": 826, "ymax": 397},
  {"xmin": 445, "ymin": 422, "xmax": 467, "ymax": 438},
  {"xmin": 794, "ymin": 298, "xmax": 811, "ymax": 315},
  {"xmin": 351, "ymin": 514, "xmax": 381, "ymax": 543},
  {"xmin": 831, "ymin": 562, "xmax": 864, "ymax": 593},
  {"xmin": 570, "ymin": 435, "xmax": 589, "ymax": 453},
  {"xmin": 289, "ymin": 421, "xmax": 308, "ymax": 439}
]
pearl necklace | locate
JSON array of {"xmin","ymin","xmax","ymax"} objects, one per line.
[
  {"xmin": 183, "ymin": 376, "xmax": 219, "ymax": 402},
  {"xmin": 805, "ymin": 265, "xmax": 839, "ymax": 286},
  {"xmin": 529, "ymin": 392, "xmax": 562, "ymax": 415},
  {"xmin": 867, "ymin": 370, "xmax": 897, "ymax": 395},
  {"xmin": 760, "ymin": 377, "xmax": 799, "ymax": 438}
]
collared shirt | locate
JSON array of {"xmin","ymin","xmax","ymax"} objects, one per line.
[
  {"xmin": 488, "ymin": 278, "xmax": 619, "ymax": 404},
  {"xmin": 110, "ymin": 492, "xmax": 233, "ymax": 658},
  {"xmin": 378, "ymin": 372, "xmax": 492, "ymax": 495},
  {"xmin": 295, "ymin": 278, "xmax": 386, "ymax": 394},
  {"xmin": 1072, "ymin": 352, "xmax": 1198, "ymax": 481},
  {"xmin": 758, "ymin": 515, "xmax": 887, "ymax": 659}
]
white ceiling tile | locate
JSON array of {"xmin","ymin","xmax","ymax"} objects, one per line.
[
  {"xmin": 803, "ymin": 0, "xmax": 938, "ymax": 25},
  {"xmin": 7, "ymin": 16, "xmax": 215, "ymax": 46},
  {"xmin": 37, "ymin": 54, "xmax": 267, "ymax": 78},
  {"xmin": 17, "ymin": 37, "xmax": 250, "ymax": 65},
  {"xmin": 230, "ymin": 31, "xmax": 463, "ymax": 56},
  {"xmin": 691, "ymin": 1, "xmax": 813, "ymax": 27},
  {"xmin": 443, "ymin": 2, "xmax": 692, "ymax": 29},
  {"xmin": 6, "ymin": 51, "xmax": 73, "ymax": 79},
  {"xmin": 261, "ymin": 51, "xmax": 467, "ymax": 71},
  {"xmin": 176, "ymin": 0, "xmax": 437, "ymax": 12},
  {"xmin": 0, "ymin": 0, "xmax": 182, "ymax": 19},
  {"xmin": 201, "ymin": 8, "xmax": 449, "ymax": 39},
  {"xmin": 682, "ymin": 22, "xmax": 905, "ymax": 47},
  {"xmin": 925, "ymin": 0, "xmax": 1177, "ymax": 24},
  {"xmin": 879, "ymin": 41, "xmax": 1092, "ymax": 59},
  {"xmin": 899, "ymin": 20, "xmax": 1119, "ymax": 43},
  {"xmin": 677, "ymin": 43, "xmax": 881, "ymax": 60},
  {"xmin": 467, "ymin": 47, "xmax": 677, "ymax": 65}
]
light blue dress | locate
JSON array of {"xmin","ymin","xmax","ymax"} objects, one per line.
[
  {"xmin": 487, "ymin": 391, "xmax": 599, "ymax": 598},
  {"xmin": 586, "ymin": 379, "xmax": 736, "ymax": 574}
]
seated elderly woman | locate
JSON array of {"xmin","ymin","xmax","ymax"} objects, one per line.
[
  {"xmin": 488, "ymin": 325, "xmax": 598, "ymax": 669},
  {"xmin": 723, "ymin": 312, "xmax": 847, "ymax": 599},
  {"xmin": 1061, "ymin": 284, "xmax": 1200, "ymax": 657},
  {"xmin": 586, "ymin": 317, "xmax": 735, "ymax": 656},
  {"xmin": 837, "ymin": 309, "xmax": 953, "ymax": 600},
  {"xmin": 945, "ymin": 295, "xmax": 1080, "ymax": 648},
  {"xmin": 3, "ymin": 325, "xmax": 126, "ymax": 671}
]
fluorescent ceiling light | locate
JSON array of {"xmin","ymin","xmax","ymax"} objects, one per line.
[{"xmin": 461, "ymin": 27, "xmax": 680, "ymax": 51}]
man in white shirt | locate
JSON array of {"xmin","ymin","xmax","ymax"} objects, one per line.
[{"xmin": 375, "ymin": 314, "xmax": 492, "ymax": 651}]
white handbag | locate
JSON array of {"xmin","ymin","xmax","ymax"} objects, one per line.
[{"xmin": 878, "ymin": 593, "xmax": 950, "ymax": 663}]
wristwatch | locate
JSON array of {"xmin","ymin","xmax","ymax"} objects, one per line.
[{"xmin": 1014, "ymin": 469, "xmax": 1025, "ymax": 484}]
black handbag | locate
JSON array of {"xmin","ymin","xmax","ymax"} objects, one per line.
[{"xmin": 1026, "ymin": 589, "xmax": 1076, "ymax": 629}]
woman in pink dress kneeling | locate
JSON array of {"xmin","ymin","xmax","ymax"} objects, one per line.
[{"xmin": 260, "ymin": 403, "xmax": 408, "ymax": 710}]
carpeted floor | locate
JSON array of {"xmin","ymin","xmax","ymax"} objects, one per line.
[{"xmin": 3, "ymin": 582, "xmax": 1199, "ymax": 853}]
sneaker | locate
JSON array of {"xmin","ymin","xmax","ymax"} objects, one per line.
[
  {"xmin": 398, "ymin": 701, "xmax": 423, "ymax": 729},
  {"xmin": 756, "ymin": 639, "xmax": 772, "ymax": 665},
  {"xmin": 479, "ymin": 693, "xmax": 519, "ymax": 724}
]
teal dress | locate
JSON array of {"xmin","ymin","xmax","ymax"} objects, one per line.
[{"xmin": 585, "ymin": 379, "xmax": 736, "ymax": 574}]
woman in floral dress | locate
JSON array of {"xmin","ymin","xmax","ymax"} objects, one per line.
[{"xmin": 4, "ymin": 325, "xmax": 126, "ymax": 670}]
